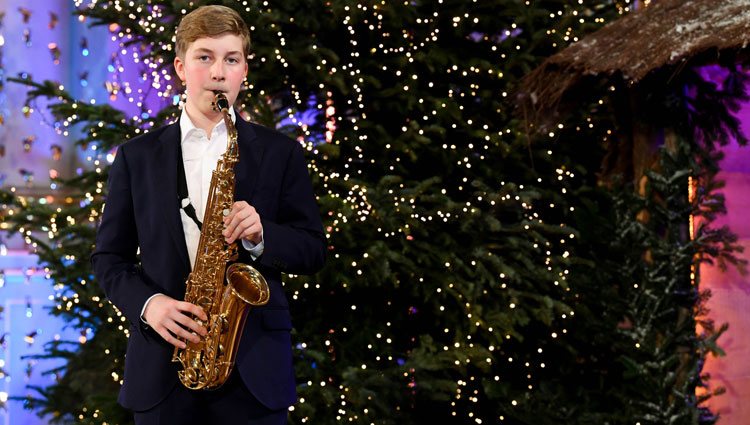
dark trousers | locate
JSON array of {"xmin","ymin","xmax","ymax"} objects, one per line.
[{"xmin": 133, "ymin": 372, "xmax": 288, "ymax": 425}]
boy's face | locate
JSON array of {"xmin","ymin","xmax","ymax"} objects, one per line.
[{"xmin": 174, "ymin": 33, "xmax": 248, "ymax": 120}]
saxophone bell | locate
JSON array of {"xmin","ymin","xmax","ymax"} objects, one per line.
[{"xmin": 227, "ymin": 263, "xmax": 270, "ymax": 306}]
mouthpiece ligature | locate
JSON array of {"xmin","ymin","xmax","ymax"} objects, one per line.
[{"xmin": 212, "ymin": 91, "xmax": 230, "ymax": 112}]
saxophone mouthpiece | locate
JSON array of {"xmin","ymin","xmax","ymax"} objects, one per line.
[{"xmin": 213, "ymin": 91, "xmax": 230, "ymax": 112}]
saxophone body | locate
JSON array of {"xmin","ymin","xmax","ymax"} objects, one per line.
[{"xmin": 172, "ymin": 92, "xmax": 270, "ymax": 390}]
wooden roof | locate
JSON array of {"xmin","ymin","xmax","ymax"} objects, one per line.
[{"xmin": 519, "ymin": 0, "xmax": 750, "ymax": 126}]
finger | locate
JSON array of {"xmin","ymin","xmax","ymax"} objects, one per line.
[
  {"xmin": 158, "ymin": 328, "xmax": 187, "ymax": 349},
  {"xmin": 233, "ymin": 201, "xmax": 249, "ymax": 212},
  {"xmin": 240, "ymin": 225, "xmax": 261, "ymax": 242},
  {"xmin": 225, "ymin": 213, "xmax": 254, "ymax": 243},
  {"xmin": 233, "ymin": 217, "xmax": 260, "ymax": 243},
  {"xmin": 228, "ymin": 216, "xmax": 258, "ymax": 243},
  {"xmin": 224, "ymin": 207, "xmax": 254, "ymax": 236},
  {"xmin": 172, "ymin": 312, "xmax": 208, "ymax": 337},
  {"xmin": 236, "ymin": 220, "xmax": 261, "ymax": 243},
  {"xmin": 228, "ymin": 201, "xmax": 247, "ymax": 212},
  {"xmin": 166, "ymin": 321, "xmax": 202, "ymax": 344},
  {"xmin": 177, "ymin": 301, "xmax": 208, "ymax": 321},
  {"xmin": 224, "ymin": 201, "xmax": 250, "ymax": 224},
  {"xmin": 223, "ymin": 211, "xmax": 243, "ymax": 238}
]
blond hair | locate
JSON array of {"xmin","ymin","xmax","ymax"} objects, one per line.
[{"xmin": 175, "ymin": 5, "xmax": 251, "ymax": 59}]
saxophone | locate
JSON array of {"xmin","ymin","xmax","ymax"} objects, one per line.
[{"xmin": 172, "ymin": 92, "xmax": 270, "ymax": 390}]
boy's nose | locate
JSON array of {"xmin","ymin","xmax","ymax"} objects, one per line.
[{"xmin": 211, "ymin": 63, "xmax": 225, "ymax": 81}]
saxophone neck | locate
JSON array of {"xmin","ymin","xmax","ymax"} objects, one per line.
[
  {"xmin": 212, "ymin": 92, "xmax": 238, "ymax": 157},
  {"xmin": 222, "ymin": 110, "xmax": 238, "ymax": 155}
]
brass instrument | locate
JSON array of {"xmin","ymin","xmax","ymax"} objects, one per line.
[{"xmin": 172, "ymin": 92, "xmax": 270, "ymax": 390}]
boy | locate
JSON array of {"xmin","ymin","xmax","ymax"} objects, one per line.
[{"xmin": 92, "ymin": 5, "xmax": 326, "ymax": 424}]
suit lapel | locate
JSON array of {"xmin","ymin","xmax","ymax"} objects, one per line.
[
  {"xmin": 234, "ymin": 116, "xmax": 263, "ymax": 200},
  {"xmin": 153, "ymin": 122, "xmax": 191, "ymax": 273}
]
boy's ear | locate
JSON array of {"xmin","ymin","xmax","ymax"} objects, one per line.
[{"xmin": 174, "ymin": 56, "xmax": 186, "ymax": 82}]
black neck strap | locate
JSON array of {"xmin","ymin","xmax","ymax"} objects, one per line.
[{"xmin": 177, "ymin": 142, "xmax": 203, "ymax": 230}]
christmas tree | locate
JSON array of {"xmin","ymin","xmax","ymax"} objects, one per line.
[{"xmin": 0, "ymin": 1, "xmax": 744, "ymax": 424}]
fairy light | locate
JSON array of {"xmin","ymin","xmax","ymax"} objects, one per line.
[{"xmin": 0, "ymin": 1, "xmax": 650, "ymax": 424}]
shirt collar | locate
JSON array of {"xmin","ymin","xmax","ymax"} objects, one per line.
[{"xmin": 179, "ymin": 105, "xmax": 236, "ymax": 143}]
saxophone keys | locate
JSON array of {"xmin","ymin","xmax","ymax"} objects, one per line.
[
  {"xmin": 222, "ymin": 208, "xmax": 230, "ymax": 217},
  {"xmin": 218, "ymin": 315, "xmax": 229, "ymax": 333},
  {"xmin": 184, "ymin": 368, "xmax": 198, "ymax": 383}
]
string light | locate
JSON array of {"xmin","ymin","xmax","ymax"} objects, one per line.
[{"xmin": 0, "ymin": 1, "xmax": 664, "ymax": 423}]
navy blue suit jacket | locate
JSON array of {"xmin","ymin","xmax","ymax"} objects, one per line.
[{"xmin": 91, "ymin": 116, "xmax": 326, "ymax": 412}]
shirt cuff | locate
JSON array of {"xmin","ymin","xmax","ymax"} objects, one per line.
[
  {"xmin": 241, "ymin": 230, "xmax": 265, "ymax": 260},
  {"xmin": 141, "ymin": 293, "xmax": 164, "ymax": 326}
]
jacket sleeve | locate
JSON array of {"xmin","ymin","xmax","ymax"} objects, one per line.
[
  {"xmin": 256, "ymin": 141, "xmax": 326, "ymax": 275},
  {"xmin": 91, "ymin": 145, "xmax": 160, "ymax": 328}
]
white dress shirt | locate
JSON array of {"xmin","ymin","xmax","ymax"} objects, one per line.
[{"xmin": 141, "ymin": 107, "xmax": 263, "ymax": 321}]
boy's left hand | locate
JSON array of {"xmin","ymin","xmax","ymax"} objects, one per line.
[{"xmin": 223, "ymin": 201, "xmax": 263, "ymax": 245}]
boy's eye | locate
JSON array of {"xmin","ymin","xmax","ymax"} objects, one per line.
[
  {"xmin": 226, "ymin": 57, "xmax": 240, "ymax": 64},
  {"xmin": 198, "ymin": 55, "xmax": 211, "ymax": 62}
]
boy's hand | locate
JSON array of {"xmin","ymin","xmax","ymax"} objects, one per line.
[
  {"xmin": 143, "ymin": 294, "xmax": 208, "ymax": 349},
  {"xmin": 223, "ymin": 201, "xmax": 263, "ymax": 245}
]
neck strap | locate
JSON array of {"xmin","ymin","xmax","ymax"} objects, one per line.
[{"xmin": 176, "ymin": 142, "xmax": 202, "ymax": 230}]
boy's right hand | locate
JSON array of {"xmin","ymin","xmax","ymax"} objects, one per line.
[{"xmin": 142, "ymin": 294, "xmax": 208, "ymax": 349}]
